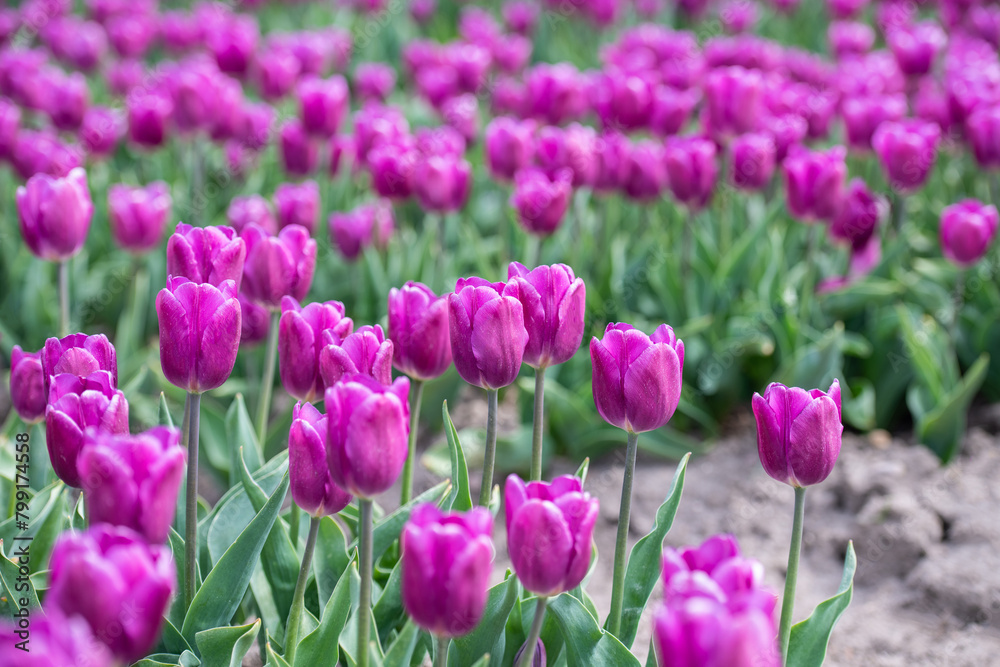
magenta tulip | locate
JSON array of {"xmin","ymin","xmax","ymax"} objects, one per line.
[
  {"xmin": 41, "ymin": 332, "xmax": 117, "ymax": 396},
  {"xmin": 448, "ymin": 277, "xmax": 529, "ymax": 390},
  {"xmin": 830, "ymin": 179, "xmax": 881, "ymax": 250},
  {"xmin": 279, "ymin": 296, "xmax": 354, "ymax": 402},
  {"xmin": 872, "ymin": 119, "xmax": 940, "ymax": 194},
  {"xmin": 10, "ymin": 346, "xmax": 46, "ymax": 423},
  {"xmin": 0, "ymin": 608, "xmax": 114, "ymax": 667},
  {"xmin": 329, "ymin": 201, "xmax": 395, "ymax": 261},
  {"xmin": 730, "ymin": 132, "xmax": 776, "ymax": 191},
  {"xmin": 355, "ymin": 62, "xmax": 396, "ymax": 103},
  {"xmin": 413, "ymin": 153, "xmax": 471, "ymax": 213},
  {"xmin": 107, "ymin": 182, "xmax": 172, "ymax": 253},
  {"xmin": 241, "ymin": 224, "xmax": 317, "ymax": 308},
  {"xmin": 783, "ymin": 145, "xmax": 847, "ymax": 222},
  {"xmin": 388, "ymin": 282, "xmax": 453, "ymax": 381},
  {"xmin": 663, "ymin": 136, "xmax": 717, "ymax": 211},
  {"xmin": 127, "ymin": 90, "xmax": 172, "ymax": 149},
  {"xmin": 289, "ymin": 401, "xmax": 352, "ymax": 517},
  {"xmin": 940, "ymin": 199, "xmax": 999, "ymax": 267},
  {"xmin": 505, "ymin": 262, "xmax": 585, "ymax": 369},
  {"xmin": 485, "ymin": 116, "xmax": 536, "ymax": 182},
  {"xmin": 298, "ymin": 75, "xmax": 349, "ymax": 138},
  {"xmin": 274, "ymin": 180, "xmax": 320, "ymax": 234},
  {"xmin": 511, "ymin": 167, "xmax": 573, "ymax": 237},
  {"xmin": 319, "ymin": 324, "xmax": 393, "ymax": 388},
  {"xmin": 279, "ymin": 119, "xmax": 319, "ymax": 177},
  {"xmin": 166, "ymin": 223, "xmax": 246, "ymax": 289},
  {"xmin": 228, "ymin": 195, "xmax": 277, "ymax": 235},
  {"xmin": 16, "ymin": 167, "xmax": 93, "ymax": 262}
]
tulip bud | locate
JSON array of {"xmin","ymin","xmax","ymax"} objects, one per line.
[
  {"xmin": 534, "ymin": 123, "xmax": 596, "ymax": 188},
  {"xmin": 209, "ymin": 13, "xmax": 259, "ymax": 76},
  {"xmin": 730, "ymin": 132, "xmax": 776, "ymax": 191},
  {"xmin": 649, "ymin": 85, "xmax": 700, "ymax": 137},
  {"xmin": 752, "ymin": 380, "xmax": 843, "ymax": 487},
  {"xmin": 166, "ymin": 222, "xmax": 246, "ymax": 289},
  {"xmin": 505, "ymin": 263, "xmax": 585, "ymax": 369},
  {"xmin": 105, "ymin": 57, "xmax": 144, "ymax": 96},
  {"xmin": 107, "ymin": 181, "xmax": 171, "ymax": 253},
  {"xmin": 761, "ymin": 113, "xmax": 808, "ymax": 163},
  {"xmin": 279, "ymin": 296, "xmax": 354, "ymax": 401},
  {"xmin": 279, "ymin": 119, "xmax": 319, "ymax": 176},
  {"xmin": 47, "ymin": 72, "xmax": 89, "ymax": 132},
  {"xmin": 510, "ymin": 167, "xmax": 573, "ymax": 237},
  {"xmin": 0, "ymin": 608, "xmax": 114, "ymax": 666},
  {"xmin": 355, "ymin": 62, "xmax": 396, "ymax": 103},
  {"xmin": 401, "ymin": 504, "xmax": 494, "ymax": 637},
  {"xmin": 80, "ymin": 105, "xmax": 123, "ymax": 157},
  {"xmin": 593, "ymin": 130, "xmax": 629, "ymax": 193},
  {"xmin": 783, "ymin": 145, "xmax": 847, "ymax": 222},
  {"xmin": 504, "ymin": 1, "xmax": 539, "ymax": 35},
  {"xmin": 830, "ymin": 179, "xmax": 881, "ymax": 250},
  {"xmin": 872, "ymin": 119, "xmax": 940, "ymax": 194},
  {"xmin": 46, "ymin": 371, "xmax": 129, "ymax": 488},
  {"xmin": 703, "ymin": 66, "xmax": 764, "ymax": 140},
  {"xmin": 46, "ymin": 525, "xmax": 175, "ymax": 663},
  {"xmin": 41, "ymin": 332, "xmax": 118, "ymax": 397},
  {"xmin": 526, "ymin": 63, "xmax": 587, "ymax": 125},
  {"xmin": 10, "ymin": 346, "xmax": 46, "ymax": 423},
  {"xmin": 320, "ymin": 324, "xmax": 393, "ymax": 388},
  {"xmin": 228, "ymin": 194, "xmax": 277, "ymax": 236},
  {"xmin": 325, "ymin": 374, "xmax": 410, "ymax": 498},
  {"xmin": 940, "ymin": 199, "xmax": 999, "ymax": 267},
  {"xmin": 16, "ymin": 167, "xmax": 94, "ymax": 262},
  {"xmin": 886, "ymin": 22, "xmax": 946, "ymax": 77},
  {"xmin": 127, "ymin": 90, "xmax": 173, "ymax": 149},
  {"xmin": 238, "ymin": 291, "xmax": 271, "ymax": 347},
  {"xmin": 289, "ymin": 402, "xmax": 352, "ymax": 516},
  {"xmin": 448, "ymin": 277, "xmax": 529, "ymax": 390},
  {"xmin": 964, "ymin": 105, "xmax": 1000, "ymax": 169},
  {"xmin": 368, "ymin": 138, "xmax": 417, "ymax": 200},
  {"xmin": 592, "ymin": 69, "xmax": 654, "ymax": 132},
  {"xmin": 156, "ymin": 277, "xmax": 242, "ymax": 393},
  {"xmin": 388, "ymin": 281, "xmax": 453, "ymax": 381},
  {"xmin": 828, "ymin": 21, "xmax": 874, "ymax": 60},
  {"xmin": 841, "ymin": 94, "xmax": 907, "ymax": 152},
  {"xmin": 504, "ymin": 474, "xmax": 599, "ymax": 596},
  {"xmin": 254, "ymin": 44, "xmax": 300, "ymax": 101},
  {"xmin": 485, "ymin": 116, "xmax": 536, "ymax": 182},
  {"xmin": 106, "ymin": 13, "xmax": 156, "ymax": 59},
  {"xmin": 166, "ymin": 62, "xmax": 218, "ymax": 134},
  {"xmin": 663, "ymin": 136, "xmax": 717, "ymax": 211},
  {"xmin": 354, "ymin": 105, "xmax": 409, "ymax": 166},
  {"xmin": 414, "ymin": 153, "xmax": 472, "ymax": 213},
  {"xmin": 241, "ymin": 224, "xmax": 317, "ymax": 308},
  {"xmin": 297, "ymin": 75, "xmax": 349, "ymax": 137},
  {"xmin": 590, "ymin": 323, "xmax": 684, "ymax": 434},
  {"xmin": 273, "ymin": 180, "xmax": 319, "ymax": 235},
  {"xmin": 78, "ymin": 426, "xmax": 185, "ymax": 543},
  {"xmin": 329, "ymin": 200, "xmax": 395, "ymax": 261},
  {"xmin": 441, "ymin": 94, "xmax": 479, "ymax": 145},
  {"xmin": 513, "ymin": 638, "xmax": 547, "ymax": 667}
]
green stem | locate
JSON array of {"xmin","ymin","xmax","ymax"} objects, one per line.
[
  {"xmin": 357, "ymin": 499, "xmax": 374, "ymax": 667},
  {"xmin": 58, "ymin": 259, "xmax": 70, "ymax": 337},
  {"xmin": 478, "ymin": 389, "xmax": 499, "ymax": 507},
  {"xmin": 289, "ymin": 504, "xmax": 302, "ymax": 549},
  {"xmin": 779, "ymin": 486, "xmax": 807, "ymax": 661},
  {"xmin": 284, "ymin": 516, "xmax": 320, "ymax": 665},
  {"xmin": 184, "ymin": 391, "xmax": 202, "ymax": 611},
  {"xmin": 256, "ymin": 310, "xmax": 280, "ymax": 447},
  {"xmin": 891, "ymin": 192, "xmax": 906, "ymax": 236},
  {"xmin": 950, "ymin": 272, "xmax": 966, "ymax": 348},
  {"xmin": 400, "ymin": 379, "xmax": 425, "ymax": 505},
  {"xmin": 607, "ymin": 431, "xmax": 639, "ymax": 638},
  {"xmin": 434, "ymin": 635, "xmax": 449, "ymax": 667},
  {"xmin": 529, "ymin": 367, "xmax": 546, "ymax": 481},
  {"xmin": 799, "ymin": 225, "xmax": 819, "ymax": 331},
  {"xmin": 681, "ymin": 209, "xmax": 693, "ymax": 283},
  {"xmin": 518, "ymin": 597, "xmax": 548, "ymax": 667}
]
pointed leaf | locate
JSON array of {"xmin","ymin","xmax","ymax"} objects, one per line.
[
  {"xmin": 787, "ymin": 542, "xmax": 857, "ymax": 667},
  {"xmin": 228, "ymin": 394, "xmax": 263, "ymax": 480},
  {"xmin": 315, "ymin": 515, "xmax": 350, "ymax": 609},
  {"xmin": 382, "ymin": 619, "xmax": 420, "ymax": 666},
  {"xmin": 449, "ymin": 570, "xmax": 518, "ymax": 667},
  {"xmin": 916, "ymin": 354, "xmax": 990, "ymax": 463},
  {"xmin": 195, "ymin": 619, "xmax": 261, "ymax": 667},
  {"xmin": 159, "ymin": 392, "xmax": 175, "ymax": 428},
  {"xmin": 442, "ymin": 401, "xmax": 473, "ymax": 512},
  {"xmin": 548, "ymin": 594, "xmax": 640, "ymax": 666},
  {"xmin": 295, "ymin": 560, "xmax": 354, "ymax": 667}
]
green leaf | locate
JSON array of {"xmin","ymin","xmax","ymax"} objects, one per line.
[
  {"xmin": 195, "ymin": 619, "xmax": 261, "ymax": 667},
  {"xmin": 0, "ymin": 481, "xmax": 64, "ymax": 557},
  {"xmin": 0, "ymin": 540, "xmax": 40, "ymax": 615},
  {"xmin": 787, "ymin": 542, "xmax": 857, "ymax": 667},
  {"xmin": 227, "ymin": 394, "xmax": 263, "ymax": 481},
  {"xmin": 25, "ymin": 485, "xmax": 66, "ymax": 574},
  {"xmin": 295, "ymin": 559, "xmax": 353, "ymax": 667},
  {"xmin": 915, "ymin": 354, "xmax": 990, "ymax": 463},
  {"xmin": 372, "ymin": 556, "xmax": 404, "ymax": 635},
  {"xmin": 449, "ymin": 570, "xmax": 518, "ymax": 667},
  {"xmin": 315, "ymin": 515, "xmax": 350, "ymax": 609},
  {"xmin": 182, "ymin": 471, "xmax": 289, "ymax": 647},
  {"xmin": 574, "ymin": 457, "xmax": 590, "ymax": 486},
  {"xmin": 159, "ymin": 392, "xmax": 175, "ymax": 428},
  {"xmin": 605, "ymin": 453, "xmax": 689, "ymax": 648},
  {"xmin": 349, "ymin": 480, "xmax": 449, "ymax": 564},
  {"xmin": 548, "ymin": 594, "xmax": 640, "ymax": 666},
  {"xmin": 265, "ymin": 637, "xmax": 293, "ymax": 667},
  {"xmin": 441, "ymin": 400, "xmax": 473, "ymax": 512},
  {"xmin": 382, "ymin": 619, "xmax": 420, "ymax": 666},
  {"xmin": 133, "ymin": 655, "xmax": 186, "ymax": 667},
  {"xmin": 161, "ymin": 617, "xmax": 194, "ymax": 656}
]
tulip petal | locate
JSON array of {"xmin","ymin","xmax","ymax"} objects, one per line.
[
  {"xmin": 590, "ymin": 337, "xmax": 627, "ymax": 430},
  {"xmin": 470, "ymin": 295, "xmax": 527, "ymax": 389},
  {"xmin": 509, "ymin": 499, "xmax": 573, "ymax": 596},
  {"xmin": 787, "ymin": 396, "xmax": 843, "ymax": 486},
  {"xmin": 622, "ymin": 342, "xmax": 682, "ymax": 433},
  {"xmin": 752, "ymin": 392, "xmax": 786, "ymax": 483},
  {"xmin": 342, "ymin": 393, "xmax": 408, "ymax": 497}
]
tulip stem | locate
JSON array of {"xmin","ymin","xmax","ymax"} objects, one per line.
[
  {"xmin": 58, "ymin": 259, "xmax": 70, "ymax": 337},
  {"xmin": 950, "ymin": 272, "xmax": 965, "ymax": 345},
  {"xmin": 891, "ymin": 192, "xmax": 906, "ymax": 236},
  {"xmin": 529, "ymin": 368, "xmax": 546, "ymax": 481},
  {"xmin": 800, "ymin": 225, "xmax": 819, "ymax": 330},
  {"xmin": 779, "ymin": 486, "xmax": 807, "ymax": 661},
  {"xmin": 289, "ymin": 504, "xmax": 302, "ymax": 550},
  {"xmin": 256, "ymin": 310, "xmax": 280, "ymax": 448},
  {"xmin": 284, "ymin": 516, "xmax": 320, "ymax": 665},
  {"xmin": 607, "ymin": 430, "xmax": 639, "ymax": 638},
  {"xmin": 400, "ymin": 379, "xmax": 425, "ymax": 505},
  {"xmin": 357, "ymin": 499, "xmax": 374, "ymax": 667},
  {"xmin": 518, "ymin": 597, "xmax": 548, "ymax": 667},
  {"xmin": 434, "ymin": 635, "xmax": 449, "ymax": 667},
  {"xmin": 184, "ymin": 391, "xmax": 202, "ymax": 611},
  {"xmin": 478, "ymin": 389, "xmax": 499, "ymax": 507}
]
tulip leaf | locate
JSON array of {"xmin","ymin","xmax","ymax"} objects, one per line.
[
  {"xmin": 228, "ymin": 394, "xmax": 263, "ymax": 481},
  {"xmin": 788, "ymin": 541, "xmax": 857, "ymax": 667},
  {"xmin": 914, "ymin": 354, "xmax": 990, "ymax": 463},
  {"xmin": 160, "ymin": 616, "xmax": 194, "ymax": 656},
  {"xmin": 25, "ymin": 484, "xmax": 66, "ymax": 574},
  {"xmin": 548, "ymin": 593, "xmax": 640, "ymax": 666},
  {"xmin": 265, "ymin": 636, "xmax": 293, "ymax": 667},
  {"xmin": 449, "ymin": 569, "xmax": 518, "ymax": 667},
  {"xmin": 159, "ymin": 392, "xmax": 175, "ymax": 428},
  {"xmin": 574, "ymin": 457, "xmax": 590, "ymax": 485},
  {"xmin": 442, "ymin": 400, "xmax": 473, "ymax": 512},
  {"xmin": 315, "ymin": 515, "xmax": 351, "ymax": 609},
  {"xmin": 133, "ymin": 655, "xmax": 187, "ymax": 667},
  {"xmin": 372, "ymin": 556, "xmax": 404, "ymax": 635},
  {"xmin": 469, "ymin": 657, "xmax": 490, "ymax": 667},
  {"xmin": 195, "ymin": 618, "xmax": 261, "ymax": 667},
  {"xmin": 182, "ymin": 470, "xmax": 289, "ymax": 647},
  {"xmin": 0, "ymin": 480, "xmax": 63, "ymax": 557},
  {"xmin": 382, "ymin": 619, "xmax": 420, "ymax": 666},
  {"xmin": 179, "ymin": 651, "xmax": 201, "ymax": 667},
  {"xmin": 605, "ymin": 453, "xmax": 690, "ymax": 648},
  {"xmin": 0, "ymin": 540, "xmax": 40, "ymax": 615},
  {"xmin": 295, "ymin": 558, "xmax": 353, "ymax": 667},
  {"xmin": 349, "ymin": 480, "xmax": 449, "ymax": 564}
]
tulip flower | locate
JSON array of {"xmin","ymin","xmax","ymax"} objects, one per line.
[
  {"xmin": 228, "ymin": 194, "xmax": 277, "ymax": 235},
  {"xmin": 761, "ymin": 113, "xmax": 808, "ymax": 163},
  {"xmin": 730, "ymin": 132, "xmax": 776, "ymax": 191},
  {"xmin": 329, "ymin": 200, "xmax": 395, "ymax": 261},
  {"xmin": 401, "ymin": 504, "xmax": 494, "ymax": 643},
  {"xmin": 45, "ymin": 371, "xmax": 129, "ymax": 488},
  {"xmin": 964, "ymin": 105, "xmax": 1000, "ymax": 169},
  {"xmin": 289, "ymin": 402, "xmax": 352, "ymax": 517},
  {"xmin": 80, "ymin": 106, "xmax": 123, "ymax": 157},
  {"xmin": 368, "ymin": 138, "xmax": 418, "ymax": 200},
  {"xmin": 298, "ymin": 75, "xmax": 349, "ymax": 137},
  {"xmin": 45, "ymin": 525, "xmax": 175, "ymax": 663},
  {"xmin": 106, "ymin": 13, "xmax": 156, "ymax": 59},
  {"xmin": 355, "ymin": 62, "xmax": 396, "ymax": 103},
  {"xmin": 841, "ymin": 95, "xmax": 907, "ymax": 152},
  {"xmin": 830, "ymin": 179, "xmax": 881, "ymax": 250},
  {"xmin": 127, "ymin": 90, "xmax": 173, "ymax": 149},
  {"xmin": 166, "ymin": 62, "xmax": 218, "ymax": 135},
  {"xmin": 526, "ymin": 62, "xmax": 587, "ymax": 125},
  {"xmin": 828, "ymin": 20, "xmax": 874, "ymax": 59},
  {"xmin": 47, "ymin": 72, "xmax": 88, "ymax": 132},
  {"xmin": 442, "ymin": 94, "xmax": 480, "ymax": 145},
  {"xmin": 534, "ymin": 123, "xmax": 596, "ymax": 188},
  {"xmin": 592, "ymin": 69, "xmax": 654, "ymax": 132},
  {"xmin": 593, "ymin": 130, "xmax": 628, "ymax": 193},
  {"xmin": 166, "ymin": 222, "xmax": 246, "ymax": 289},
  {"xmin": 0, "ymin": 608, "xmax": 114, "ymax": 666},
  {"xmin": 319, "ymin": 324, "xmax": 394, "ymax": 388},
  {"xmin": 209, "ymin": 13, "xmax": 258, "ymax": 76},
  {"xmin": 504, "ymin": 1, "xmax": 538, "ymax": 34},
  {"xmin": 663, "ymin": 136, "xmax": 717, "ymax": 210},
  {"xmin": 940, "ymin": 199, "xmax": 999, "ymax": 268},
  {"xmin": 649, "ymin": 86, "xmax": 700, "ymax": 138},
  {"xmin": 241, "ymin": 224, "xmax": 317, "ymax": 309},
  {"xmin": 239, "ymin": 291, "xmax": 272, "ymax": 347},
  {"xmin": 254, "ymin": 44, "xmax": 300, "ymax": 101},
  {"xmin": 872, "ymin": 119, "xmax": 940, "ymax": 195},
  {"xmin": 274, "ymin": 180, "xmax": 320, "ymax": 234},
  {"xmin": 886, "ymin": 22, "xmax": 946, "ymax": 77},
  {"xmin": 354, "ymin": 104, "xmax": 409, "ymax": 166},
  {"xmin": 9, "ymin": 345, "xmax": 46, "ymax": 423},
  {"xmin": 783, "ymin": 145, "xmax": 847, "ymax": 222},
  {"xmin": 78, "ymin": 426, "xmax": 185, "ymax": 543},
  {"xmin": 511, "ymin": 167, "xmax": 573, "ymax": 238},
  {"xmin": 107, "ymin": 181, "xmax": 172, "ymax": 253},
  {"xmin": 279, "ymin": 296, "xmax": 354, "ymax": 402},
  {"xmin": 485, "ymin": 116, "xmax": 536, "ymax": 182},
  {"xmin": 17, "ymin": 167, "xmax": 94, "ymax": 263},
  {"xmin": 826, "ymin": 0, "xmax": 866, "ymax": 19},
  {"xmin": 703, "ymin": 66, "xmax": 764, "ymax": 141},
  {"xmin": 414, "ymin": 153, "xmax": 472, "ymax": 213},
  {"xmin": 41, "ymin": 332, "xmax": 118, "ymax": 397},
  {"xmin": 279, "ymin": 119, "xmax": 319, "ymax": 176}
]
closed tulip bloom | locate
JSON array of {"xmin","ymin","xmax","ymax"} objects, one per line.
[
  {"xmin": 298, "ymin": 75, "xmax": 349, "ymax": 137},
  {"xmin": 511, "ymin": 167, "xmax": 573, "ymax": 237},
  {"xmin": 830, "ymin": 179, "xmax": 881, "ymax": 250},
  {"xmin": 783, "ymin": 145, "xmax": 847, "ymax": 222},
  {"xmin": 46, "ymin": 525, "xmax": 174, "ymax": 663},
  {"xmin": 156, "ymin": 276, "xmax": 242, "ymax": 393},
  {"xmin": 526, "ymin": 63, "xmax": 587, "ymax": 125},
  {"xmin": 228, "ymin": 194, "xmax": 277, "ymax": 235},
  {"xmin": 274, "ymin": 180, "xmax": 320, "ymax": 235},
  {"xmin": 650, "ymin": 86, "xmax": 700, "ymax": 137},
  {"xmin": 209, "ymin": 13, "xmax": 259, "ymax": 76},
  {"xmin": 761, "ymin": 113, "xmax": 808, "ymax": 163},
  {"xmin": 590, "ymin": 323, "xmax": 684, "ymax": 434},
  {"xmin": 720, "ymin": 0, "xmax": 757, "ymax": 33},
  {"xmin": 107, "ymin": 182, "xmax": 171, "ymax": 253},
  {"xmin": 505, "ymin": 474, "xmax": 599, "ymax": 596},
  {"xmin": 887, "ymin": 22, "xmax": 946, "ymax": 77},
  {"xmin": 593, "ymin": 130, "xmax": 629, "ymax": 193},
  {"xmin": 442, "ymin": 94, "xmax": 480, "ymax": 145},
  {"xmin": 703, "ymin": 66, "xmax": 764, "ymax": 140},
  {"xmin": 828, "ymin": 21, "xmax": 874, "ymax": 59},
  {"xmin": 369, "ymin": 138, "xmax": 417, "ymax": 199},
  {"xmin": 289, "ymin": 402, "xmax": 352, "ymax": 516},
  {"xmin": 872, "ymin": 119, "xmax": 940, "ymax": 194},
  {"xmin": 41, "ymin": 332, "xmax": 118, "ymax": 396},
  {"xmin": 401, "ymin": 504, "xmax": 494, "ymax": 637},
  {"xmin": 940, "ymin": 199, "xmax": 999, "ymax": 267},
  {"xmin": 485, "ymin": 116, "xmax": 536, "ymax": 182},
  {"xmin": 388, "ymin": 282, "xmax": 453, "ymax": 381},
  {"xmin": 752, "ymin": 380, "xmax": 843, "ymax": 487},
  {"xmin": 965, "ymin": 105, "xmax": 1000, "ymax": 169},
  {"xmin": 330, "ymin": 200, "xmax": 395, "ymax": 261},
  {"xmin": 254, "ymin": 45, "xmax": 300, "ymax": 101},
  {"xmin": 127, "ymin": 90, "xmax": 173, "ymax": 148},
  {"xmin": 78, "ymin": 426, "xmax": 185, "ymax": 543},
  {"xmin": 320, "ymin": 324, "xmax": 393, "ymax": 388},
  {"xmin": 730, "ymin": 132, "xmax": 776, "ymax": 191},
  {"xmin": 279, "ymin": 296, "xmax": 353, "ymax": 401},
  {"xmin": 825, "ymin": 0, "xmax": 866, "ymax": 19},
  {"xmin": 325, "ymin": 374, "xmax": 410, "ymax": 498},
  {"xmin": 513, "ymin": 639, "xmax": 547, "ymax": 667},
  {"xmin": 354, "ymin": 105, "xmax": 410, "ymax": 166},
  {"xmin": 534, "ymin": 123, "xmax": 597, "ymax": 188},
  {"xmin": 653, "ymin": 595, "xmax": 780, "ymax": 667},
  {"xmin": 664, "ymin": 136, "xmax": 717, "ymax": 211},
  {"xmin": 80, "ymin": 106, "xmax": 123, "ymax": 157},
  {"xmin": 355, "ymin": 62, "xmax": 396, "ymax": 103},
  {"xmin": 413, "ymin": 153, "xmax": 472, "ymax": 213},
  {"xmin": 448, "ymin": 277, "xmax": 529, "ymax": 390},
  {"xmin": 279, "ymin": 119, "xmax": 318, "ymax": 176},
  {"xmin": 505, "ymin": 262, "xmax": 585, "ymax": 369},
  {"xmin": 166, "ymin": 62, "xmax": 217, "ymax": 134},
  {"xmin": 106, "ymin": 13, "xmax": 155, "ymax": 58},
  {"xmin": 0, "ymin": 608, "xmax": 114, "ymax": 667},
  {"xmin": 241, "ymin": 224, "xmax": 317, "ymax": 308},
  {"xmin": 46, "ymin": 371, "xmax": 129, "ymax": 488},
  {"xmin": 105, "ymin": 57, "xmax": 144, "ymax": 96},
  {"xmin": 504, "ymin": 1, "xmax": 539, "ymax": 34},
  {"xmin": 841, "ymin": 95, "xmax": 907, "ymax": 151},
  {"xmin": 17, "ymin": 167, "xmax": 93, "ymax": 262},
  {"xmin": 10, "ymin": 346, "xmax": 46, "ymax": 423},
  {"xmin": 592, "ymin": 70, "xmax": 654, "ymax": 132},
  {"xmin": 47, "ymin": 72, "xmax": 88, "ymax": 131},
  {"xmin": 166, "ymin": 222, "xmax": 246, "ymax": 288},
  {"xmin": 238, "ymin": 291, "xmax": 271, "ymax": 347},
  {"xmin": 621, "ymin": 140, "xmax": 666, "ymax": 202}
]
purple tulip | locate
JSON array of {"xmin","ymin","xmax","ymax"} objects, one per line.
[
  {"xmin": 41, "ymin": 332, "xmax": 118, "ymax": 398},
  {"xmin": 593, "ymin": 130, "xmax": 629, "ymax": 193},
  {"xmin": 526, "ymin": 63, "xmax": 587, "ymax": 126},
  {"xmin": 235, "ymin": 101, "xmax": 275, "ymax": 151},
  {"xmin": 106, "ymin": 13, "xmax": 156, "ymax": 59},
  {"xmin": 166, "ymin": 223, "xmax": 246, "ymax": 289},
  {"xmin": 45, "ymin": 371, "xmax": 129, "ymax": 488},
  {"xmin": 354, "ymin": 105, "xmax": 410, "ymax": 166},
  {"xmin": 826, "ymin": 0, "xmax": 867, "ymax": 20},
  {"xmin": 127, "ymin": 90, "xmax": 173, "ymax": 149},
  {"xmin": 274, "ymin": 180, "xmax": 320, "ymax": 235},
  {"xmin": 78, "ymin": 426, "xmax": 185, "ymax": 544},
  {"xmin": 298, "ymin": 75, "xmax": 349, "ymax": 138},
  {"xmin": 16, "ymin": 167, "xmax": 93, "ymax": 262},
  {"xmin": 107, "ymin": 182, "xmax": 171, "ymax": 253},
  {"xmin": 663, "ymin": 136, "xmax": 717, "ymax": 211},
  {"xmin": 0, "ymin": 607, "xmax": 114, "ymax": 667},
  {"xmin": 329, "ymin": 200, "xmax": 395, "ymax": 261},
  {"xmin": 289, "ymin": 402, "xmax": 352, "ymax": 517},
  {"xmin": 241, "ymin": 224, "xmax": 317, "ymax": 308},
  {"xmin": 237, "ymin": 291, "xmax": 271, "ymax": 347},
  {"xmin": 369, "ymin": 138, "xmax": 417, "ymax": 200},
  {"xmin": 209, "ymin": 13, "xmax": 259, "ymax": 76},
  {"xmin": 720, "ymin": 0, "xmax": 757, "ymax": 33},
  {"xmin": 46, "ymin": 525, "xmax": 174, "ymax": 663},
  {"xmin": 830, "ymin": 179, "xmax": 882, "ymax": 250},
  {"xmin": 401, "ymin": 504, "xmax": 494, "ymax": 637},
  {"xmin": 591, "ymin": 69, "xmax": 655, "ymax": 132},
  {"xmin": 156, "ymin": 277, "xmax": 242, "ymax": 393},
  {"xmin": 505, "ymin": 262, "xmax": 586, "ymax": 370},
  {"xmin": 513, "ymin": 639, "xmax": 547, "ymax": 667},
  {"xmin": 590, "ymin": 323, "xmax": 684, "ymax": 434},
  {"xmin": 940, "ymin": 199, "xmax": 999, "ymax": 267},
  {"xmin": 253, "ymin": 44, "xmax": 300, "ymax": 101},
  {"xmin": 505, "ymin": 474, "xmax": 599, "ymax": 596},
  {"xmin": 448, "ymin": 277, "xmax": 529, "ymax": 390},
  {"xmin": 279, "ymin": 296, "xmax": 353, "ymax": 401},
  {"xmin": 228, "ymin": 195, "xmax": 277, "ymax": 235},
  {"xmin": 47, "ymin": 72, "xmax": 89, "ymax": 132},
  {"xmin": 325, "ymin": 374, "xmax": 410, "ymax": 498},
  {"xmin": 279, "ymin": 119, "xmax": 319, "ymax": 177},
  {"xmin": 413, "ymin": 153, "xmax": 471, "ymax": 214},
  {"xmin": 887, "ymin": 22, "xmax": 946, "ymax": 77},
  {"xmin": 872, "ymin": 119, "xmax": 940, "ymax": 194},
  {"xmin": 329, "ymin": 134, "xmax": 355, "ymax": 176},
  {"xmin": 752, "ymin": 380, "xmax": 843, "ymax": 487},
  {"xmin": 441, "ymin": 94, "xmax": 480, "ymax": 145},
  {"xmin": 105, "ymin": 58, "xmax": 144, "ymax": 96},
  {"xmin": 661, "ymin": 534, "xmax": 742, "ymax": 582},
  {"xmin": 730, "ymin": 132, "xmax": 776, "ymax": 191},
  {"xmin": 650, "ymin": 86, "xmax": 700, "ymax": 137},
  {"xmin": 702, "ymin": 66, "xmax": 764, "ymax": 141},
  {"xmin": 620, "ymin": 139, "xmax": 666, "ymax": 202},
  {"xmin": 11, "ymin": 130, "xmax": 82, "ymax": 181},
  {"xmin": 828, "ymin": 21, "xmax": 874, "ymax": 59},
  {"xmin": 783, "ymin": 145, "xmax": 847, "ymax": 222},
  {"xmin": 80, "ymin": 106, "xmax": 123, "ymax": 157},
  {"xmin": 510, "ymin": 167, "xmax": 573, "ymax": 237},
  {"xmin": 387, "ymin": 282, "xmax": 453, "ymax": 381},
  {"xmin": 45, "ymin": 17, "xmax": 107, "ymax": 72},
  {"xmin": 160, "ymin": 10, "xmax": 202, "ymax": 54},
  {"xmin": 355, "ymin": 62, "xmax": 396, "ymax": 103},
  {"xmin": 485, "ymin": 116, "xmax": 536, "ymax": 182},
  {"xmin": 319, "ymin": 324, "xmax": 394, "ymax": 388},
  {"xmin": 504, "ymin": 1, "xmax": 539, "ymax": 35},
  {"xmin": 841, "ymin": 94, "xmax": 908, "ymax": 151},
  {"xmin": 534, "ymin": 123, "xmax": 596, "ymax": 188},
  {"xmin": 10, "ymin": 346, "xmax": 46, "ymax": 423},
  {"xmin": 760, "ymin": 113, "xmax": 808, "ymax": 163},
  {"xmin": 965, "ymin": 105, "xmax": 1000, "ymax": 169}
]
